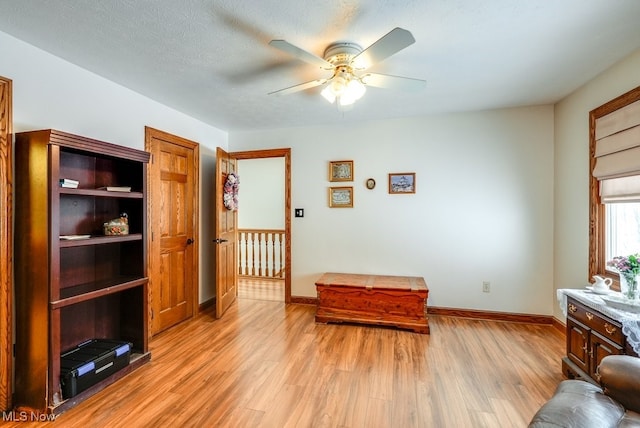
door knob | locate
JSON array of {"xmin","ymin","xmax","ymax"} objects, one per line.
[
  {"xmin": 213, "ymin": 238, "xmax": 228, "ymax": 244},
  {"xmin": 186, "ymin": 238, "xmax": 194, "ymax": 245}
]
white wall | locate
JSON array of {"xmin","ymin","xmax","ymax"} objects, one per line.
[
  {"xmin": 0, "ymin": 30, "xmax": 229, "ymax": 303},
  {"xmin": 553, "ymin": 48, "xmax": 640, "ymax": 320},
  {"xmin": 230, "ymin": 106, "xmax": 555, "ymax": 315},
  {"xmin": 7, "ymin": 23, "xmax": 637, "ymax": 317},
  {"xmin": 238, "ymin": 158, "xmax": 285, "ymax": 229}
]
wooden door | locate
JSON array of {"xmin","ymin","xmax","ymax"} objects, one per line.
[
  {"xmin": 590, "ymin": 334, "xmax": 622, "ymax": 379},
  {"xmin": 215, "ymin": 147, "xmax": 238, "ymax": 318},
  {"xmin": 566, "ymin": 318, "xmax": 589, "ymax": 373},
  {"xmin": 146, "ymin": 127, "xmax": 199, "ymax": 335}
]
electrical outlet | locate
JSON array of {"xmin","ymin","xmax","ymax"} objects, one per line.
[{"xmin": 482, "ymin": 281, "xmax": 490, "ymax": 293}]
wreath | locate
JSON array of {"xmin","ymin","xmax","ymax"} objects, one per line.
[{"xmin": 223, "ymin": 172, "xmax": 239, "ymax": 211}]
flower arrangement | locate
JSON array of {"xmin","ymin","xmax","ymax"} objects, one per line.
[
  {"xmin": 607, "ymin": 253, "xmax": 640, "ymax": 299},
  {"xmin": 223, "ymin": 172, "xmax": 239, "ymax": 211},
  {"xmin": 607, "ymin": 254, "xmax": 640, "ymax": 276}
]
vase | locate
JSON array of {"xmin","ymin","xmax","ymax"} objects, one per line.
[{"xmin": 619, "ymin": 273, "xmax": 639, "ymax": 300}]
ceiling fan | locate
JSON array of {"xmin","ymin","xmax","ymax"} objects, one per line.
[{"xmin": 268, "ymin": 27, "xmax": 426, "ymax": 107}]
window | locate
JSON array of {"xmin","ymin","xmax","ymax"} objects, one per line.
[
  {"xmin": 589, "ymin": 86, "xmax": 640, "ymax": 287},
  {"xmin": 605, "ymin": 203, "xmax": 640, "ymax": 268}
]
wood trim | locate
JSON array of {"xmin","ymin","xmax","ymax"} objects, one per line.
[
  {"xmin": 0, "ymin": 76, "xmax": 12, "ymax": 411},
  {"xmin": 288, "ymin": 296, "xmax": 560, "ymax": 326},
  {"xmin": 588, "ymin": 85, "xmax": 640, "ymax": 286},
  {"xmin": 199, "ymin": 297, "xmax": 215, "ymax": 312},
  {"xmin": 427, "ymin": 306, "xmax": 556, "ymax": 325},
  {"xmin": 291, "ymin": 296, "xmax": 317, "ymax": 306},
  {"xmin": 551, "ymin": 316, "xmax": 566, "ymax": 335},
  {"xmin": 231, "ymin": 148, "xmax": 292, "ymax": 303},
  {"xmin": 48, "ymin": 129, "xmax": 150, "ymax": 162},
  {"xmin": 232, "ymin": 148, "xmax": 290, "ymax": 159}
]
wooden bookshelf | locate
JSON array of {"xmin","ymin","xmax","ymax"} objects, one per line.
[{"xmin": 13, "ymin": 129, "xmax": 151, "ymax": 413}]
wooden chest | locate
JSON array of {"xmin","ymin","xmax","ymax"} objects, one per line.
[{"xmin": 314, "ymin": 272, "xmax": 429, "ymax": 334}]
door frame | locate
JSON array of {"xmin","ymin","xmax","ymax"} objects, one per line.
[
  {"xmin": 0, "ymin": 76, "xmax": 12, "ymax": 410},
  {"xmin": 145, "ymin": 127, "xmax": 200, "ymax": 336},
  {"xmin": 232, "ymin": 148, "xmax": 291, "ymax": 303}
]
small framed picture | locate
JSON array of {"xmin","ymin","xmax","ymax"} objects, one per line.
[
  {"xmin": 329, "ymin": 160, "xmax": 354, "ymax": 182},
  {"xmin": 365, "ymin": 178, "xmax": 376, "ymax": 190},
  {"xmin": 329, "ymin": 186, "xmax": 354, "ymax": 208},
  {"xmin": 388, "ymin": 173, "xmax": 416, "ymax": 194}
]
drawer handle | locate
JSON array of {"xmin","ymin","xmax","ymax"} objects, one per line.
[
  {"xmin": 568, "ymin": 303, "xmax": 577, "ymax": 313},
  {"xmin": 605, "ymin": 323, "xmax": 617, "ymax": 335},
  {"xmin": 586, "ymin": 312, "xmax": 593, "ymax": 321}
]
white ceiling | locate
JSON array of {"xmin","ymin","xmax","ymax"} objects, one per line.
[{"xmin": 1, "ymin": 0, "xmax": 640, "ymax": 132}]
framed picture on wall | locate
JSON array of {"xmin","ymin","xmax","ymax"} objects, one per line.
[
  {"xmin": 329, "ymin": 186, "xmax": 354, "ymax": 208},
  {"xmin": 329, "ymin": 160, "xmax": 354, "ymax": 182},
  {"xmin": 388, "ymin": 173, "xmax": 416, "ymax": 194}
]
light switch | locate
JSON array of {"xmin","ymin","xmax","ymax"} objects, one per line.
[{"xmin": 295, "ymin": 208, "xmax": 304, "ymax": 218}]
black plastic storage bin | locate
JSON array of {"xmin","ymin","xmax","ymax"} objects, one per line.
[{"xmin": 60, "ymin": 339, "xmax": 132, "ymax": 399}]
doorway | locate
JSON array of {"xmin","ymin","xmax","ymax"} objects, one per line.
[{"xmin": 232, "ymin": 149, "xmax": 291, "ymax": 303}]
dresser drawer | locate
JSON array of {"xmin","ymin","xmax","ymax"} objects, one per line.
[{"xmin": 567, "ymin": 298, "xmax": 623, "ymax": 345}]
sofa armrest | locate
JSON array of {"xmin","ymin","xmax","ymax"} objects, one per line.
[
  {"xmin": 598, "ymin": 355, "xmax": 640, "ymax": 413},
  {"xmin": 528, "ymin": 380, "xmax": 624, "ymax": 428}
]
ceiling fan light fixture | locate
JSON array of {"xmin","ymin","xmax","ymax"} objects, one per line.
[
  {"xmin": 337, "ymin": 77, "xmax": 366, "ymax": 106},
  {"xmin": 347, "ymin": 78, "xmax": 366, "ymax": 99},
  {"xmin": 321, "ymin": 85, "xmax": 337, "ymax": 103},
  {"xmin": 331, "ymin": 75, "xmax": 348, "ymax": 94},
  {"xmin": 321, "ymin": 74, "xmax": 366, "ymax": 106},
  {"xmin": 268, "ymin": 28, "xmax": 424, "ymax": 103}
]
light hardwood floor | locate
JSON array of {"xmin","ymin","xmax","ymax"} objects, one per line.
[
  {"xmin": 7, "ymin": 300, "xmax": 564, "ymax": 427},
  {"xmin": 238, "ymin": 278, "xmax": 285, "ymax": 302}
]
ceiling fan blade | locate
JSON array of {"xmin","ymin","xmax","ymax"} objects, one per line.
[
  {"xmin": 352, "ymin": 27, "xmax": 416, "ymax": 70},
  {"xmin": 269, "ymin": 40, "xmax": 333, "ymax": 70},
  {"xmin": 361, "ymin": 73, "xmax": 426, "ymax": 91},
  {"xmin": 268, "ymin": 79, "xmax": 328, "ymax": 96}
]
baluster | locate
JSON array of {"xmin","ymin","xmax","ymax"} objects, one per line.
[
  {"xmin": 257, "ymin": 232, "xmax": 263, "ymax": 277},
  {"xmin": 264, "ymin": 232, "xmax": 269, "ymax": 278},
  {"xmin": 237, "ymin": 229, "xmax": 287, "ymax": 279},
  {"xmin": 268, "ymin": 232, "xmax": 274, "ymax": 278},
  {"xmin": 238, "ymin": 232, "xmax": 243, "ymax": 275},
  {"xmin": 279, "ymin": 232, "xmax": 284, "ymax": 278},
  {"xmin": 272, "ymin": 232, "xmax": 278, "ymax": 278},
  {"xmin": 238, "ymin": 232, "xmax": 248, "ymax": 275},
  {"xmin": 250, "ymin": 232, "xmax": 256, "ymax": 276},
  {"xmin": 244, "ymin": 231, "xmax": 250, "ymax": 276},
  {"xmin": 273, "ymin": 231, "xmax": 278, "ymax": 278}
]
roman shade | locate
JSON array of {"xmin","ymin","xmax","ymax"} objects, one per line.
[
  {"xmin": 593, "ymin": 99, "xmax": 640, "ymax": 202},
  {"xmin": 600, "ymin": 175, "xmax": 640, "ymax": 203}
]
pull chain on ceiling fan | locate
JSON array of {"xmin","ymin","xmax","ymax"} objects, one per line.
[{"xmin": 268, "ymin": 27, "xmax": 426, "ymax": 107}]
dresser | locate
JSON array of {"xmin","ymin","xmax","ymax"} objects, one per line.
[{"xmin": 558, "ymin": 289, "xmax": 640, "ymax": 384}]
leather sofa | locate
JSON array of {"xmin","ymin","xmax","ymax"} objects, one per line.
[{"xmin": 529, "ymin": 355, "xmax": 640, "ymax": 427}]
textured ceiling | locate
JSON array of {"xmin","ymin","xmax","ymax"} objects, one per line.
[{"xmin": 1, "ymin": 0, "xmax": 640, "ymax": 131}]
